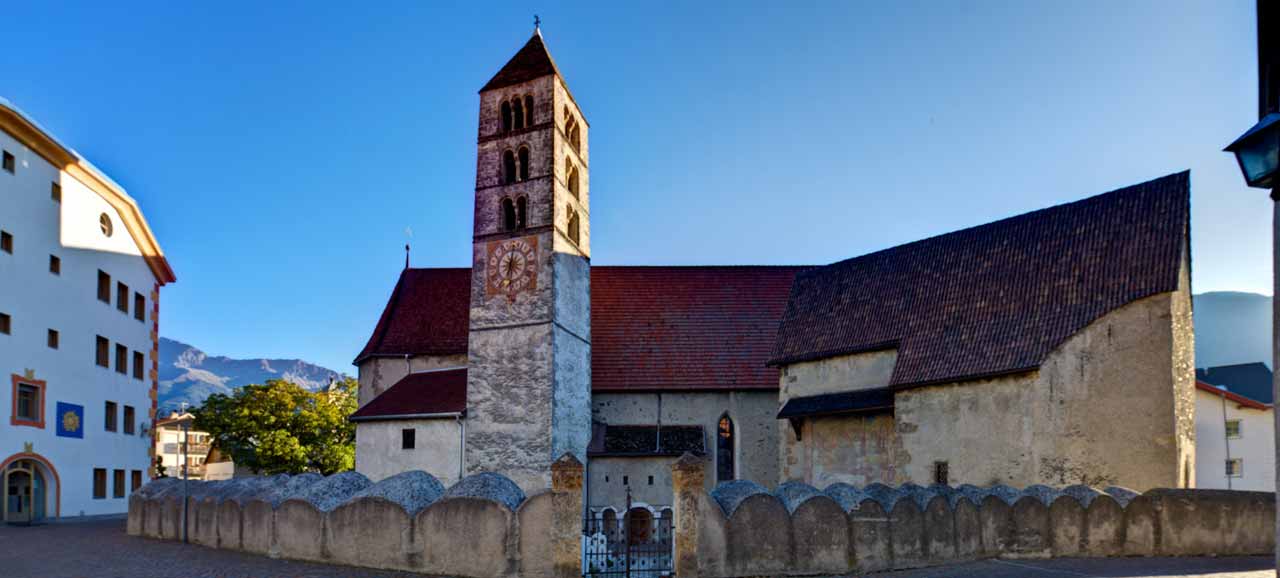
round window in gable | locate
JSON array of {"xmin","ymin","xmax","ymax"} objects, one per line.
[{"xmin": 100, "ymin": 213, "xmax": 113, "ymax": 237}]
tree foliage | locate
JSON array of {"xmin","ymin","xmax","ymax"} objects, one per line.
[{"xmin": 192, "ymin": 378, "xmax": 357, "ymax": 475}]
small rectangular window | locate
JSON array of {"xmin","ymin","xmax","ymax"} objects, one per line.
[
  {"xmin": 51, "ymin": 182, "xmax": 61, "ymax": 203},
  {"xmin": 117, "ymin": 282, "xmax": 129, "ymax": 313},
  {"xmin": 623, "ymin": 475, "xmax": 629, "ymax": 486},
  {"xmin": 105, "ymin": 401, "xmax": 118, "ymax": 432},
  {"xmin": 133, "ymin": 351, "xmax": 145, "ymax": 380},
  {"xmin": 97, "ymin": 270, "xmax": 111, "ymax": 303},
  {"xmin": 49, "ymin": 254, "xmax": 60, "ymax": 275},
  {"xmin": 131, "ymin": 470, "xmax": 143, "ymax": 492},
  {"xmin": 0, "ymin": 230, "xmax": 12, "ymax": 254},
  {"xmin": 93, "ymin": 469, "xmax": 107, "ymax": 499},
  {"xmin": 115, "ymin": 344, "xmax": 128, "ymax": 374},
  {"xmin": 135, "ymin": 293, "xmax": 146, "ymax": 322},
  {"xmin": 1, "ymin": 150, "xmax": 14, "ymax": 173},
  {"xmin": 934, "ymin": 461, "xmax": 950, "ymax": 485},
  {"xmin": 113, "ymin": 469, "xmax": 126, "ymax": 498},
  {"xmin": 96, "ymin": 336, "xmax": 110, "ymax": 367},
  {"xmin": 0, "ymin": 313, "xmax": 9, "ymax": 335},
  {"xmin": 1226, "ymin": 458, "xmax": 1244, "ymax": 478},
  {"xmin": 47, "ymin": 329, "xmax": 58, "ymax": 349},
  {"xmin": 124, "ymin": 405, "xmax": 136, "ymax": 434},
  {"xmin": 402, "ymin": 428, "xmax": 415, "ymax": 449},
  {"xmin": 1226, "ymin": 419, "xmax": 1242, "ymax": 439},
  {"xmin": 16, "ymin": 384, "xmax": 39, "ymax": 420},
  {"xmin": 648, "ymin": 475, "xmax": 654, "ymax": 486}
]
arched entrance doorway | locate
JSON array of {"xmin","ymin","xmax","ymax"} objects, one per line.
[
  {"xmin": 5, "ymin": 460, "xmax": 46, "ymax": 524},
  {"xmin": 1, "ymin": 453, "xmax": 59, "ymax": 524}
]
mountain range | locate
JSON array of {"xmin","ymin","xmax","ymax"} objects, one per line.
[
  {"xmin": 155, "ymin": 291, "xmax": 1269, "ymax": 412},
  {"xmin": 157, "ymin": 337, "xmax": 347, "ymax": 413}
]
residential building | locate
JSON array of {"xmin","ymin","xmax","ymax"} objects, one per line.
[
  {"xmin": 1195, "ymin": 363, "xmax": 1275, "ymax": 491},
  {"xmin": 153, "ymin": 412, "xmax": 218, "ymax": 480},
  {"xmin": 0, "ymin": 98, "xmax": 175, "ymax": 522}
]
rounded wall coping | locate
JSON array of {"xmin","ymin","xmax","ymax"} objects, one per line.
[{"xmin": 443, "ymin": 472, "xmax": 526, "ymax": 511}]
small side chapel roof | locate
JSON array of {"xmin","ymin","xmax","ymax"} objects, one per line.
[
  {"xmin": 769, "ymin": 171, "xmax": 1192, "ymax": 389},
  {"xmin": 349, "ymin": 369, "xmax": 467, "ymax": 421},
  {"xmin": 480, "ymin": 31, "xmax": 563, "ymax": 92}
]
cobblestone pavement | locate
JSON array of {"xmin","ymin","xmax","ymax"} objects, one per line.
[{"xmin": 1, "ymin": 517, "xmax": 1273, "ymax": 578}]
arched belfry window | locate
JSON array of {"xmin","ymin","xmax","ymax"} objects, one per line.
[
  {"xmin": 518, "ymin": 147, "xmax": 530, "ymax": 182},
  {"xmin": 567, "ymin": 206, "xmax": 580, "ymax": 246},
  {"xmin": 717, "ymin": 414, "xmax": 735, "ymax": 483},
  {"xmin": 524, "ymin": 95, "xmax": 534, "ymax": 126},
  {"xmin": 512, "ymin": 98, "xmax": 525, "ymax": 130},
  {"xmin": 565, "ymin": 108, "xmax": 581, "ymax": 152},
  {"xmin": 502, "ymin": 150, "xmax": 517, "ymax": 185},
  {"xmin": 500, "ymin": 198, "xmax": 516, "ymax": 232},
  {"xmin": 516, "ymin": 196, "xmax": 528, "ymax": 229},
  {"xmin": 566, "ymin": 159, "xmax": 580, "ymax": 199},
  {"xmin": 501, "ymin": 101, "xmax": 513, "ymax": 133}
]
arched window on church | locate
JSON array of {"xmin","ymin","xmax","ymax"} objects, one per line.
[
  {"xmin": 524, "ymin": 95, "xmax": 534, "ymax": 126},
  {"xmin": 516, "ymin": 196, "xmax": 527, "ymax": 229},
  {"xmin": 500, "ymin": 198, "xmax": 516, "ymax": 232},
  {"xmin": 502, "ymin": 150, "xmax": 517, "ymax": 185},
  {"xmin": 518, "ymin": 146, "xmax": 530, "ymax": 182},
  {"xmin": 567, "ymin": 206, "xmax": 580, "ymax": 246},
  {"xmin": 512, "ymin": 97, "xmax": 525, "ymax": 130},
  {"xmin": 717, "ymin": 414, "xmax": 735, "ymax": 483},
  {"xmin": 565, "ymin": 108, "xmax": 581, "ymax": 152},
  {"xmin": 501, "ymin": 101, "xmax": 512, "ymax": 133},
  {"xmin": 567, "ymin": 160, "xmax": 579, "ymax": 199}
]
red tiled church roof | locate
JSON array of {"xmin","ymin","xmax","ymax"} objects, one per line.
[
  {"xmin": 353, "ymin": 268, "xmax": 471, "ymax": 364},
  {"xmin": 354, "ymin": 266, "xmax": 806, "ymax": 392},
  {"xmin": 768, "ymin": 171, "xmax": 1192, "ymax": 389},
  {"xmin": 349, "ymin": 369, "xmax": 468, "ymax": 420}
]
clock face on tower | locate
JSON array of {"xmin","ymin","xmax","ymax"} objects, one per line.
[{"xmin": 485, "ymin": 235, "xmax": 539, "ymax": 299}]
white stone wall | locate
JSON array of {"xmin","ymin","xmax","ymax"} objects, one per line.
[
  {"xmin": 1195, "ymin": 388, "xmax": 1275, "ymax": 491},
  {"xmin": 0, "ymin": 122, "xmax": 159, "ymax": 518},
  {"xmin": 355, "ymin": 419, "xmax": 464, "ymax": 486}
]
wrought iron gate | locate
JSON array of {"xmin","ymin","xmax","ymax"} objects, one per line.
[{"xmin": 583, "ymin": 490, "xmax": 674, "ymax": 578}]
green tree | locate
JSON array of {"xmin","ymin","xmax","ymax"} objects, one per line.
[{"xmin": 192, "ymin": 378, "xmax": 357, "ymax": 475}]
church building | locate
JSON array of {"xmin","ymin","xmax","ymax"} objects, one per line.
[{"xmin": 351, "ymin": 31, "xmax": 1197, "ymax": 508}]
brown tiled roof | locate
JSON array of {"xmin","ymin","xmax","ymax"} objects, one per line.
[
  {"xmin": 776, "ymin": 388, "xmax": 895, "ymax": 420},
  {"xmin": 591, "ymin": 266, "xmax": 807, "ymax": 392},
  {"xmin": 353, "ymin": 266, "xmax": 805, "ymax": 392},
  {"xmin": 349, "ymin": 369, "xmax": 467, "ymax": 420},
  {"xmin": 353, "ymin": 268, "xmax": 471, "ymax": 364},
  {"xmin": 481, "ymin": 32, "xmax": 562, "ymax": 92},
  {"xmin": 768, "ymin": 171, "xmax": 1191, "ymax": 389}
]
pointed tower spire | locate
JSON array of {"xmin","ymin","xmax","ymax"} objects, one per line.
[{"xmin": 480, "ymin": 31, "xmax": 562, "ymax": 92}]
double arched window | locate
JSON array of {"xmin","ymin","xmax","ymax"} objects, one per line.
[
  {"xmin": 500, "ymin": 196, "xmax": 528, "ymax": 232},
  {"xmin": 503, "ymin": 146, "xmax": 531, "ymax": 185},
  {"xmin": 717, "ymin": 413, "xmax": 735, "ymax": 483},
  {"xmin": 565, "ymin": 158, "xmax": 579, "ymax": 199},
  {"xmin": 564, "ymin": 107, "xmax": 581, "ymax": 152},
  {"xmin": 566, "ymin": 205, "xmax": 580, "ymax": 246},
  {"xmin": 501, "ymin": 95, "xmax": 536, "ymax": 133}
]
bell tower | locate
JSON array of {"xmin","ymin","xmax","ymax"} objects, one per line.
[{"xmin": 465, "ymin": 29, "xmax": 591, "ymax": 491}]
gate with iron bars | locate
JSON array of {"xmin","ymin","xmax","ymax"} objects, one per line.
[{"xmin": 582, "ymin": 489, "xmax": 674, "ymax": 578}]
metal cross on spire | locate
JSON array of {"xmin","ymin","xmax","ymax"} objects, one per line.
[{"xmin": 534, "ymin": 14, "xmax": 541, "ymax": 32}]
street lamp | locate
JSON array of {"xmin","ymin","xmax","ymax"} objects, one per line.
[{"xmin": 1224, "ymin": 112, "xmax": 1280, "ymax": 192}]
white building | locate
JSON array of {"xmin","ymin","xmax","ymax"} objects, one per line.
[
  {"xmin": 153, "ymin": 412, "xmax": 218, "ymax": 480},
  {"xmin": 1194, "ymin": 379, "xmax": 1274, "ymax": 491},
  {"xmin": 0, "ymin": 98, "xmax": 175, "ymax": 522}
]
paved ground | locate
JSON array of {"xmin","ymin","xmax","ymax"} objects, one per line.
[{"xmin": 0, "ymin": 517, "xmax": 1273, "ymax": 578}]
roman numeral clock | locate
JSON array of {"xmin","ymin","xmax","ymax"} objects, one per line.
[{"xmin": 485, "ymin": 236, "xmax": 539, "ymax": 299}]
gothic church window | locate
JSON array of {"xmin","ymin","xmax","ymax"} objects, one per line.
[
  {"xmin": 516, "ymin": 196, "xmax": 528, "ymax": 229},
  {"xmin": 512, "ymin": 98, "xmax": 525, "ymax": 130},
  {"xmin": 566, "ymin": 159, "xmax": 579, "ymax": 199},
  {"xmin": 501, "ymin": 101, "xmax": 512, "ymax": 133},
  {"xmin": 564, "ymin": 108, "xmax": 581, "ymax": 152},
  {"xmin": 518, "ymin": 146, "xmax": 530, "ymax": 181},
  {"xmin": 501, "ymin": 198, "xmax": 517, "ymax": 232},
  {"xmin": 567, "ymin": 206, "xmax": 580, "ymax": 246},
  {"xmin": 503, "ymin": 150, "xmax": 517, "ymax": 185},
  {"xmin": 717, "ymin": 414, "xmax": 735, "ymax": 483}
]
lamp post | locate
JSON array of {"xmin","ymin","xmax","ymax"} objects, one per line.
[{"xmin": 1222, "ymin": 0, "xmax": 1278, "ymax": 568}]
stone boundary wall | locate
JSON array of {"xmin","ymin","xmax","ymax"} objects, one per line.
[
  {"xmin": 128, "ymin": 454, "xmax": 584, "ymax": 578},
  {"xmin": 669, "ymin": 454, "xmax": 1275, "ymax": 578}
]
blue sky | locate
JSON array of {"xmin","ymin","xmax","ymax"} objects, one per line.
[{"xmin": 0, "ymin": 1, "xmax": 1265, "ymax": 373}]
